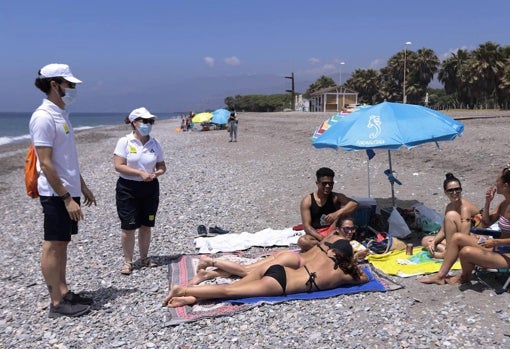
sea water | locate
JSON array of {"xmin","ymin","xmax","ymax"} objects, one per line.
[{"xmin": 0, "ymin": 111, "xmax": 181, "ymax": 146}]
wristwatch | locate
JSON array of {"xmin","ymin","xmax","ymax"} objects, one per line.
[{"xmin": 60, "ymin": 192, "xmax": 71, "ymax": 201}]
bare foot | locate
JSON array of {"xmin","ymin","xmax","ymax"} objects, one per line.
[
  {"xmin": 166, "ymin": 296, "xmax": 197, "ymax": 308},
  {"xmin": 161, "ymin": 285, "xmax": 185, "ymax": 306},
  {"xmin": 418, "ymin": 274, "xmax": 447, "ymax": 285},
  {"xmin": 431, "ymin": 251, "xmax": 445, "ymax": 260},
  {"xmin": 189, "ymin": 269, "xmax": 214, "ymax": 286},
  {"xmin": 446, "ymin": 274, "xmax": 472, "ymax": 285},
  {"xmin": 195, "ymin": 255, "xmax": 213, "ymax": 273},
  {"xmin": 188, "ymin": 268, "xmax": 233, "ymax": 286}
]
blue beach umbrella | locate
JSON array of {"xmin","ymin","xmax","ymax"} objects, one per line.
[
  {"xmin": 312, "ymin": 101, "xmax": 464, "ymax": 204},
  {"xmin": 211, "ymin": 109, "xmax": 230, "ymax": 125}
]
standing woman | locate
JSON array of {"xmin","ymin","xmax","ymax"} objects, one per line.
[{"xmin": 114, "ymin": 107, "xmax": 166, "ymax": 275}]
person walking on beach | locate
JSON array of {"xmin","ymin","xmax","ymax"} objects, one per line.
[
  {"xmin": 113, "ymin": 107, "xmax": 166, "ymax": 275},
  {"xmin": 228, "ymin": 111, "xmax": 238, "ymax": 142},
  {"xmin": 29, "ymin": 63, "xmax": 96, "ymax": 318},
  {"xmin": 297, "ymin": 167, "xmax": 359, "ymax": 251}
]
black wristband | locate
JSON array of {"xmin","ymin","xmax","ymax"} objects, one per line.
[{"xmin": 60, "ymin": 192, "xmax": 71, "ymax": 201}]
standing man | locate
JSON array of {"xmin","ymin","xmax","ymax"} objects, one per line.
[
  {"xmin": 297, "ymin": 167, "xmax": 358, "ymax": 251},
  {"xmin": 29, "ymin": 63, "xmax": 96, "ymax": 318},
  {"xmin": 228, "ymin": 111, "xmax": 238, "ymax": 142}
]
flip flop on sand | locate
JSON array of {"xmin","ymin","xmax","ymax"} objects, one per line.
[{"xmin": 209, "ymin": 226, "xmax": 229, "ymax": 235}]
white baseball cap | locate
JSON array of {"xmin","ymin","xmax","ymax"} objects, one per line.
[
  {"xmin": 39, "ymin": 63, "xmax": 82, "ymax": 83},
  {"xmin": 128, "ymin": 107, "xmax": 157, "ymax": 122}
]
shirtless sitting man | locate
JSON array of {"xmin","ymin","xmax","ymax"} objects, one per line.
[{"xmin": 297, "ymin": 167, "xmax": 358, "ymax": 251}]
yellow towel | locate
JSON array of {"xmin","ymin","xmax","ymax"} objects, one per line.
[{"xmin": 367, "ymin": 247, "xmax": 461, "ymax": 277}]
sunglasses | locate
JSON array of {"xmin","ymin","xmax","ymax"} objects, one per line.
[
  {"xmin": 320, "ymin": 181, "xmax": 334, "ymax": 187},
  {"xmin": 340, "ymin": 226, "xmax": 356, "ymax": 234},
  {"xmin": 136, "ymin": 118, "xmax": 155, "ymax": 125},
  {"xmin": 446, "ymin": 187, "xmax": 462, "ymax": 194}
]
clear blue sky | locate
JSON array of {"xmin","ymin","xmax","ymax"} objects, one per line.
[{"xmin": 1, "ymin": 0, "xmax": 508, "ymax": 113}]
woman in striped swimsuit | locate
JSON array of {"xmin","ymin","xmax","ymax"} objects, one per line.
[{"xmin": 420, "ymin": 166, "xmax": 510, "ymax": 285}]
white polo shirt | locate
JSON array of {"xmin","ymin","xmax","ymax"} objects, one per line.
[
  {"xmin": 29, "ymin": 99, "xmax": 81, "ymax": 197},
  {"xmin": 114, "ymin": 133, "xmax": 164, "ymax": 181}
]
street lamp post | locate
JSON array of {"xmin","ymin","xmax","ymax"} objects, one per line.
[
  {"xmin": 337, "ymin": 61, "xmax": 345, "ymax": 112},
  {"xmin": 339, "ymin": 61, "xmax": 345, "ymax": 86},
  {"xmin": 403, "ymin": 41, "xmax": 412, "ymax": 104}
]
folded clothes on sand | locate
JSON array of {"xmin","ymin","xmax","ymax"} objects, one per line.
[
  {"xmin": 194, "ymin": 227, "xmax": 305, "ymax": 253},
  {"xmin": 367, "ymin": 247, "xmax": 461, "ymax": 277}
]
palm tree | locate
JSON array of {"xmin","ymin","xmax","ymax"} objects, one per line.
[
  {"xmin": 409, "ymin": 48, "xmax": 440, "ymax": 103},
  {"xmin": 468, "ymin": 41, "xmax": 506, "ymax": 107},
  {"xmin": 438, "ymin": 49, "xmax": 472, "ymax": 108},
  {"xmin": 304, "ymin": 75, "xmax": 336, "ymax": 98},
  {"xmin": 345, "ymin": 69, "xmax": 380, "ymax": 104}
]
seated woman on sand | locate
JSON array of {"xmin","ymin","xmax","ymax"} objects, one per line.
[
  {"xmin": 163, "ymin": 239, "xmax": 368, "ymax": 308},
  {"xmin": 420, "ymin": 167, "xmax": 510, "ymax": 285},
  {"xmin": 421, "ymin": 173, "xmax": 480, "ymax": 259},
  {"xmin": 189, "ymin": 217, "xmax": 368, "ymax": 285}
]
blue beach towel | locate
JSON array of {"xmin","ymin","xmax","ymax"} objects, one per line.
[{"xmin": 226, "ymin": 266, "xmax": 387, "ymax": 304}]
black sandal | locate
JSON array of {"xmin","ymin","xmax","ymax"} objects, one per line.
[{"xmin": 197, "ymin": 225, "xmax": 207, "ymax": 237}]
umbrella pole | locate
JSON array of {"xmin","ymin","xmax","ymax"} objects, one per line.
[
  {"xmin": 388, "ymin": 150, "xmax": 396, "ymax": 207},
  {"xmin": 367, "ymin": 159, "xmax": 371, "ymax": 197}
]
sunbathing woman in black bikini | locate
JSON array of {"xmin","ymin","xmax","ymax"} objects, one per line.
[
  {"xmin": 163, "ymin": 239, "xmax": 368, "ymax": 308},
  {"xmin": 189, "ymin": 217, "xmax": 365, "ymax": 285}
]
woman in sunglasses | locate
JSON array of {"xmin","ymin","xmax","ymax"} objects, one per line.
[
  {"xmin": 113, "ymin": 107, "xmax": 166, "ymax": 275},
  {"xmin": 163, "ymin": 238, "xmax": 368, "ymax": 308},
  {"xmin": 421, "ymin": 172, "xmax": 480, "ymax": 259},
  {"xmin": 188, "ymin": 217, "xmax": 364, "ymax": 285},
  {"xmin": 421, "ymin": 167, "xmax": 510, "ymax": 285}
]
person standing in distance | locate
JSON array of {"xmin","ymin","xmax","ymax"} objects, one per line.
[
  {"xmin": 114, "ymin": 107, "xmax": 166, "ymax": 275},
  {"xmin": 228, "ymin": 111, "xmax": 238, "ymax": 142},
  {"xmin": 29, "ymin": 63, "xmax": 96, "ymax": 318}
]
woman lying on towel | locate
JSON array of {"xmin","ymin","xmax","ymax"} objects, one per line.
[
  {"xmin": 421, "ymin": 172, "xmax": 481, "ymax": 259},
  {"xmin": 188, "ymin": 217, "xmax": 368, "ymax": 285},
  {"xmin": 420, "ymin": 167, "xmax": 510, "ymax": 285},
  {"xmin": 163, "ymin": 238, "xmax": 368, "ymax": 307}
]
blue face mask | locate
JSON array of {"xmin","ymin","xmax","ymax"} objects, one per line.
[
  {"xmin": 62, "ymin": 88, "xmax": 77, "ymax": 105},
  {"xmin": 137, "ymin": 123, "xmax": 152, "ymax": 136}
]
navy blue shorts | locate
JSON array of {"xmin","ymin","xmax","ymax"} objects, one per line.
[
  {"xmin": 116, "ymin": 177, "xmax": 159, "ymax": 230},
  {"xmin": 40, "ymin": 196, "xmax": 80, "ymax": 242}
]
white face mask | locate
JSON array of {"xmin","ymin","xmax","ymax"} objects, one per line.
[
  {"xmin": 137, "ymin": 123, "xmax": 152, "ymax": 136},
  {"xmin": 61, "ymin": 88, "xmax": 77, "ymax": 105}
]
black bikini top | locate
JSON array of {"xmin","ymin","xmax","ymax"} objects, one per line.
[{"xmin": 304, "ymin": 265, "xmax": 320, "ymax": 292}]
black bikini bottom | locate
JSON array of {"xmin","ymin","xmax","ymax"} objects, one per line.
[{"xmin": 263, "ymin": 264, "xmax": 287, "ymax": 295}]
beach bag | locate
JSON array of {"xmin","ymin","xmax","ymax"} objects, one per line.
[
  {"xmin": 24, "ymin": 143, "xmax": 39, "ymax": 199},
  {"xmin": 387, "ymin": 208, "xmax": 412, "ymax": 238},
  {"xmin": 363, "ymin": 229, "xmax": 406, "ymax": 254},
  {"xmin": 412, "ymin": 203, "xmax": 443, "ymax": 233}
]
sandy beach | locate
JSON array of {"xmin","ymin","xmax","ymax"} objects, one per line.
[{"xmin": 1, "ymin": 109, "xmax": 510, "ymax": 348}]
